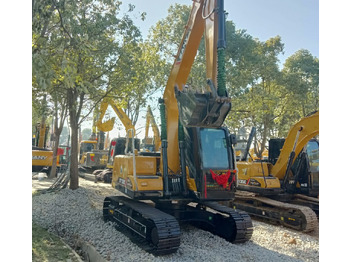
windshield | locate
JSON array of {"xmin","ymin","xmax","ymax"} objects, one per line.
[
  {"xmin": 200, "ymin": 128, "xmax": 229, "ymax": 169},
  {"xmin": 81, "ymin": 142, "xmax": 95, "ymax": 153},
  {"xmin": 306, "ymin": 140, "xmax": 319, "ymax": 172}
]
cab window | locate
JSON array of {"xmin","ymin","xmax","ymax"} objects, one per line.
[{"xmin": 200, "ymin": 129, "xmax": 229, "ymax": 169}]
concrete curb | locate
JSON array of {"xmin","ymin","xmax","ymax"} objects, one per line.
[
  {"xmin": 80, "ymin": 241, "xmax": 107, "ymax": 262},
  {"xmin": 57, "ymin": 236, "xmax": 84, "ymax": 262},
  {"xmin": 58, "ymin": 234, "xmax": 106, "ymax": 262}
]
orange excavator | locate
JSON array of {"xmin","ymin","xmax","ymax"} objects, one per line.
[{"xmin": 102, "ymin": 0, "xmax": 252, "ymax": 255}]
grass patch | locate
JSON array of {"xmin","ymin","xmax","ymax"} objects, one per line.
[
  {"xmin": 32, "ymin": 223, "xmax": 80, "ymax": 262},
  {"xmin": 32, "ymin": 190, "xmax": 40, "ymax": 197}
]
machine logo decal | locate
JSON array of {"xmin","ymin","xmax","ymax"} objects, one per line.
[
  {"xmin": 32, "ymin": 156, "xmax": 47, "ymax": 160},
  {"xmin": 238, "ymin": 179, "xmax": 247, "ymax": 185}
]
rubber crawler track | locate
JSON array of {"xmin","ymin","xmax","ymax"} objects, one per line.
[
  {"xmin": 203, "ymin": 201, "xmax": 254, "ymax": 243},
  {"xmin": 103, "ymin": 196, "xmax": 181, "ymax": 255},
  {"xmin": 233, "ymin": 192, "xmax": 318, "ymax": 232}
]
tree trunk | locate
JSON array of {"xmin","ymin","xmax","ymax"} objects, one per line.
[
  {"xmin": 258, "ymin": 117, "xmax": 269, "ymax": 158},
  {"xmin": 49, "ymin": 134, "xmax": 60, "ymax": 179},
  {"xmin": 49, "ymin": 98, "xmax": 67, "ymax": 179},
  {"xmin": 69, "ymin": 118, "xmax": 79, "ymax": 189},
  {"xmin": 67, "ymin": 87, "xmax": 81, "ymax": 190}
]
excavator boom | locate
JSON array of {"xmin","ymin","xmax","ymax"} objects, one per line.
[
  {"xmin": 163, "ymin": 0, "xmax": 231, "ymax": 174},
  {"xmin": 95, "ymin": 99, "xmax": 115, "ymax": 132}
]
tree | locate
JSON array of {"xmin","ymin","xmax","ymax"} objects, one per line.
[
  {"xmin": 81, "ymin": 128, "xmax": 92, "ymax": 140},
  {"xmin": 282, "ymin": 49, "xmax": 319, "ymax": 119},
  {"xmin": 32, "ymin": 0, "xmax": 145, "ymax": 189},
  {"xmin": 147, "ymin": 4, "xmax": 208, "ymax": 88},
  {"xmin": 59, "ymin": 126, "xmax": 69, "ymax": 145},
  {"xmin": 225, "ymin": 34, "xmax": 285, "ymax": 157},
  {"xmin": 107, "ymin": 40, "xmax": 165, "ymax": 126},
  {"xmin": 147, "ymin": 6, "xmax": 318, "ymax": 158},
  {"xmin": 49, "ymin": 92, "xmax": 68, "ymax": 178}
]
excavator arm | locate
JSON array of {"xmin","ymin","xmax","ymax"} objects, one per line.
[
  {"xmin": 96, "ymin": 97, "xmax": 135, "ymax": 138},
  {"xmin": 270, "ymin": 111, "xmax": 319, "ymax": 179}
]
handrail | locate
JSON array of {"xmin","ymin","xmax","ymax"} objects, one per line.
[{"xmin": 125, "ymin": 128, "xmax": 138, "ymax": 191}]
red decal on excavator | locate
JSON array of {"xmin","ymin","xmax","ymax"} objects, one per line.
[{"xmin": 210, "ymin": 170, "xmax": 234, "ymax": 189}]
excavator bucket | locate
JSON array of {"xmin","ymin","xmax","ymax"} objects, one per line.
[
  {"xmin": 96, "ymin": 117, "xmax": 115, "ymax": 132},
  {"xmin": 175, "ymin": 79, "xmax": 231, "ymax": 127}
]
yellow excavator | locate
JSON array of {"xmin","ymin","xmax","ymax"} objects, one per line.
[
  {"xmin": 233, "ymin": 111, "xmax": 319, "ymax": 232},
  {"xmin": 102, "ymin": 0, "xmax": 252, "ymax": 255},
  {"xmin": 33, "ymin": 120, "xmax": 70, "ymax": 175},
  {"xmin": 91, "ymin": 97, "xmax": 141, "ymax": 182},
  {"xmin": 79, "ymin": 140, "xmax": 97, "ymax": 162},
  {"xmin": 142, "ymin": 105, "xmax": 161, "ymax": 152},
  {"xmin": 79, "ymin": 104, "xmax": 114, "ymax": 171},
  {"xmin": 32, "ymin": 121, "xmax": 54, "ymax": 174}
]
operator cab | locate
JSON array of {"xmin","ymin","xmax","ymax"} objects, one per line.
[
  {"xmin": 183, "ymin": 127, "xmax": 236, "ymax": 200},
  {"xmin": 291, "ymin": 139, "xmax": 319, "ymax": 196},
  {"xmin": 79, "ymin": 141, "xmax": 97, "ymax": 160},
  {"xmin": 107, "ymin": 137, "xmax": 141, "ymax": 167}
]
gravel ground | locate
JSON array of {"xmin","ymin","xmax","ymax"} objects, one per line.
[{"xmin": 32, "ymin": 176, "xmax": 319, "ymax": 262}]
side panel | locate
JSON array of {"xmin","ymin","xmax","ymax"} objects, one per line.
[
  {"xmin": 32, "ymin": 150, "xmax": 53, "ymax": 168},
  {"xmin": 112, "ymin": 155, "xmax": 163, "ymax": 194},
  {"xmin": 236, "ymin": 162, "xmax": 270, "ymax": 179}
]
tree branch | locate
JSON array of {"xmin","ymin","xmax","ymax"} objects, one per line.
[{"xmin": 52, "ymin": 0, "xmax": 74, "ymax": 41}]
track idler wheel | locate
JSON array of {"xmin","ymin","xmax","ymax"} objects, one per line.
[{"xmin": 150, "ymin": 227, "xmax": 159, "ymax": 246}]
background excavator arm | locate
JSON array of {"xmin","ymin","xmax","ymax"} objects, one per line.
[
  {"xmin": 145, "ymin": 105, "xmax": 161, "ymax": 151},
  {"xmin": 270, "ymin": 111, "xmax": 319, "ymax": 179},
  {"xmin": 96, "ymin": 97, "xmax": 135, "ymax": 137}
]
